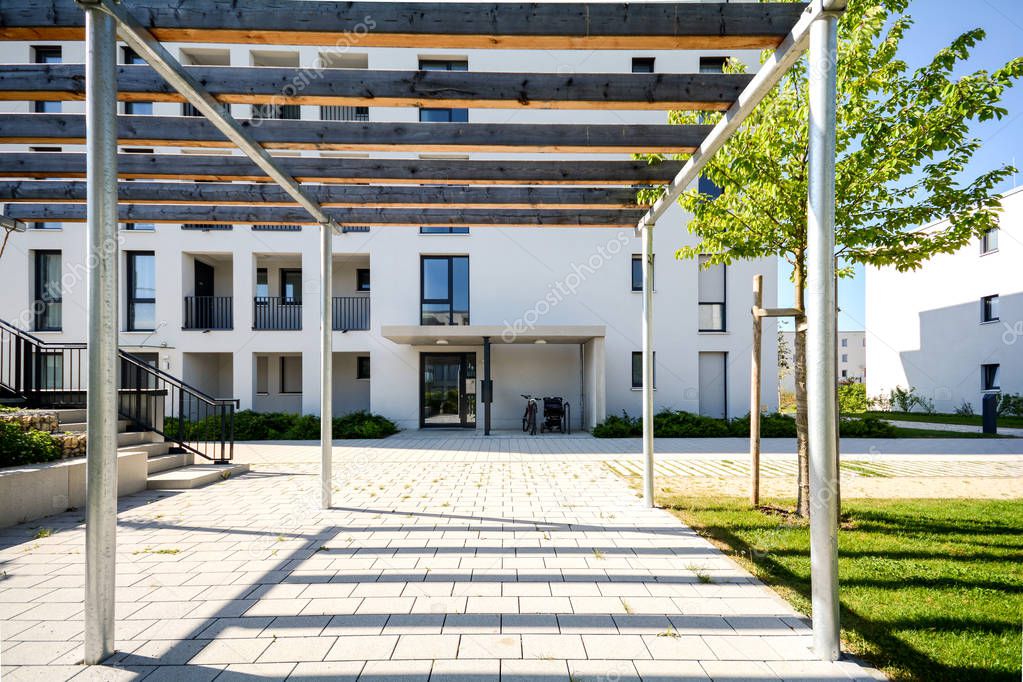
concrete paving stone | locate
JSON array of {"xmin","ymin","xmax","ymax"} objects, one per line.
[
  {"xmin": 190, "ymin": 638, "xmax": 273, "ymax": 665},
  {"xmin": 429, "ymin": 658, "xmax": 500, "ymax": 682},
  {"xmin": 521, "ymin": 634, "xmax": 586, "ymax": 660},
  {"xmin": 382, "ymin": 614, "xmax": 445, "ymax": 634},
  {"xmin": 68, "ymin": 665, "xmax": 156, "ymax": 681},
  {"xmin": 324, "ymin": 635, "xmax": 398, "ymax": 661},
  {"xmin": 703, "ymin": 635, "xmax": 787, "ymax": 661},
  {"xmin": 217, "ymin": 662, "xmax": 297, "ymax": 681},
  {"xmin": 196, "ymin": 616, "xmax": 274, "ymax": 640},
  {"xmin": 288, "ymin": 660, "xmax": 364, "ymax": 680},
  {"xmin": 2, "ymin": 640, "xmax": 80, "ymax": 666},
  {"xmin": 357, "ymin": 659, "xmax": 432, "ymax": 681},
  {"xmin": 458, "ymin": 633, "xmax": 522, "ymax": 659},
  {"xmin": 390, "ymin": 633, "xmax": 460, "ymax": 660},
  {"xmin": 556, "ymin": 614, "xmax": 619, "ymax": 634},
  {"xmin": 442, "ymin": 614, "xmax": 501, "ymax": 634},
  {"xmin": 256, "ymin": 635, "xmax": 337, "ymax": 663},
  {"xmin": 699, "ymin": 659, "xmax": 781, "ymax": 680},
  {"xmin": 632, "ymin": 660, "xmax": 711, "ymax": 681},
  {"xmin": 569, "ymin": 659, "xmax": 643, "ymax": 682},
  {"xmin": 8, "ymin": 619, "xmax": 84, "ymax": 642},
  {"xmin": 465, "ymin": 596, "xmax": 519, "ymax": 614},
  {"xmin": 500, "ymin": 658, "xmax": 570, "ymax": 682},
  {"xmin": 641, "ymin": 634, "xmax": 716, "ymax": 660},
  {"xmin": 581, "ymin": 634, "xmax": 652, "ymax": 660},
  {"xmin": 1, "ymin": 665, "xmax": 86, "ymax": 682},
  {"xmin": 355, "ymin": 597, "xmax": 415, "ymax": 615}
]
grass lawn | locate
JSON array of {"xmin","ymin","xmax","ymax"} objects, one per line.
[
  {"xmin": 856, "ymin": 411, "xmax": 1023, "ymax": 429},
  {"xmin": 889, "ymin": 426, "xmax": 1006, "ymax": 439},
  {"xmin": 661, "ymin": 496, "xmax": 1023, "ymax": 682}
]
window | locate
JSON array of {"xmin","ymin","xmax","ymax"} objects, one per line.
[
  {"xmin": 280, "ymin": 269, "xmax": 302, "ymax": 303},
  {"xmin": 698, "ymin": 255, "xmax": 726, "ymax": 332},
  {"xmin": 122, "ymin": 48, "xmax": 153, "ymax": 115},
  {"xmin": 421, "ymin": 227, "xmax": 470, "ymax": 235},
  {"xmin": 356, "ymin": 268, "xmax": 371, "ymax": 292},
  {"xmin": 631, "ymin": 254, "xmax": 652, "ymax": 292},
  {"xmin": 698, "ymin": 352, "xmax": 728, "ymax": 419},
  {"xmin": 841, "ymin": 369, "xmax": 848, "ymax": 379},
  {"xmin": 33, "ymin": 250, "xmax": 62, "ymax": 331},
  {"xmin": 256, "ymin": 356, "xmax": 269, "ymax": 395},
  {"xmin": 37, "ymin": 352, "xmax": 63, "ymax": 390},
  {"xmin": 356, "ymin": 356, "xmax": 371, "ymax": 380},
  {"xmin": 631, "ymin": 351, "xmax": 655, "ymax": 389},
  {"xmin": 699, "ymin": 56, "xmax": 728, "ymax": 74},
  {"xmin": 33, "ymin": 46, "xmax": 62, "ymax": 113},
  {"xmin": 255, "ymin": 268, "xmax": 269, "ymax": 298},
  {"xmin": 280, "ymin": 356, "xmax": 302, "ymax": 393},
  {"xmin": 982, "ymin": 364, "xmax": 1000, "ymax": 392},
  {"xmin": 126, "ymin": 251, "xmax": 156, "ymax": 331},
  {"xmin": 981, "ymin": 295, "xmax": 999, "ymax": 323},
  {"xmin": 631, "ymin": 57, "xmax": 655, "ymax": 73},
  {"xmin": 419, "ymin": 59, "xmax": 468, "ymax": 123},
  {"xmin": 981, "ymin": 228, "xmax": 999, "ymax": 255},
  {"xmin": 421, "ymin": 255, "xmax": 469, "ymax": 325},
  {"xmin": 841, "ymin": 354, "xmax": 848, "ymax": 363},
  {"xmin": 841, "ymin": 338, "xmax": 848, "ymax": 348},
  {"xmin": 321, "ymin": 105, "xmax": 369, "ymax": 121}
]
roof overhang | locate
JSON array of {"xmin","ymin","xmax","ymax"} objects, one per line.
[{"xmin": 381, "ymin": 325, "xmax": 605, "ymax": 346}]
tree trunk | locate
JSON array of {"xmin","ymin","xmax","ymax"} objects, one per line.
[{"xmin": 793, "ymin": 257, "xmax": 810, "ymax": 518}]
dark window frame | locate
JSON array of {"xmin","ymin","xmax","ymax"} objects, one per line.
[
  {"xmin": 356, "ymin": 356, "xmax": 371, "ymax": 380},
  {"xmin": 631, "ymin": 254, "xmax": 653, "ymax": 292},
  {"xmin": 33, "ymin": 250, "xmax": 62, "ymax": 332},
  {"xmin": 280, "ymin": 356, "xmax": 303, "ymax": 394},
  {"xmin": 982, "ymin": 363, "xmax": 1000, "ymax": 392},
  {"xmin": 631, "ymin": 351, "xmax": 656, "ymax": 390},
  {"xmin": 981, "ymin": 294, "xmax": 999, "ymax": 323},
  {"xmin": 126, "ymin": 250, "xmax": 156, "ymax": 332},
  {"xmin": 631, "ymin": 57, "xmax": 655, "ymax": 73},
  {"xmin": 420, "ymin": 255, "xmax": 470, "ymax": 326},
  {"xmin": 33, "ymin": 46, "xmax": 62, "ymax": 114},
  {"xmin": 981, "ymin": 228, "xmax": 999, "ymax": 255},
  {"xmin": 699, "ymin": 56, "xmax": 729, "ymax": 74},
  {"xmin": 279, "ymin": 268, "xmax": 302, "ymax": 303},
  {"xmin": 698, "ymin": 257, "xmax": 727, "ymax": 333},
  {"xmin": 418, "ymin": 59, "xmax": 468, "ymax": 123},
  {"xmin": 356, "ymin": 268, "xmax": 371, "ymax": 292},
  {"xmin": 420, "ymin": 226, "xmax": 470, "ymax": 235}
]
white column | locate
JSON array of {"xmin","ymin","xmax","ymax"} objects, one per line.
[
  {"xmin": 320, "ymin": 226, "xmax": 333, "ymax": 509},
  {"xmin": 641, "ymin": 225, "xmax": 655, "ymax": 507},
  {"xmin": 83, "ymin": 3, "xmax": 118, "ymax": 665},
  {"xmin": 806, "ymin": 4, "xmax": 842, "ymax": 662}
]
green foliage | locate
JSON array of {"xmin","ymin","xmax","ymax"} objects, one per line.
[
  {"xmin": 654, "ymin": 410, "xmax": 731, "ymax": 437},
  {"xmin": 953, "ymin": 400, "xmax": 975, "ymax": 416},
  {"xmin": 889, "ymin": 386, "xmax": 923, "ymax": 412},
  {"xmin": 838, "ymin": 416, "xmax": 896, "ymax": 438},
  {"xmin": 729, "ymin": 412, "xmax": 799, "ymax": 437},
  {"xmin": 592, "ymin": 410, "xmax": 894, "ymax": 439},
  {"xmin": 838, "ymin": 382, "xmax": 869, "ymax": 413},
  {"xmin": 165, "ymin": 410, "xmax": 399, "ymax": 441},
  {"xmin": 591, "ymin": 411, "xmax": 640, "ymax": 438},
  {"xmin": 997, "ymin": 393, "xmax": 1023, "ymax": 417},
  {"xmin": 0, "ymin": 420, "xmax": 61, "ymax": 467}
]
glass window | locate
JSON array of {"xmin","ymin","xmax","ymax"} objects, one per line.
[
  {"xmin": 356, "ymin": 268, "xmax": 371, "ymax": 292},
  {"xmin": 982, "ymin": 364, "xmax": 1000, "ymax": 392},
  {"xmin": 37, "ymin": 352, "xmax": 63, "ymax": 390},
  {"xmin": 631, "ymin": 57, "xmax": 655, "ymax": 73},
  {"xmin": 981, "ymin": 295, "xmax": 999, "ymax": 323},
  {"xmin": 33, "ymin": 46, "xmax": 62, "ymax": 113},
  {"xmin": 280, "ymin": 269, "xmax": 302, "ymax": 303},
  {"xmin": 33, "ymin": 250, "xmax": 62, "ymax": 331},
  {"xmin": 631, "ymin": 351, "xmax": 655, "ymax": 389},
  {"xmin": 421, "ymin": 227, "xmax": 470, "ymax": 234},
  {"xmin": 421, "ymin": 255, "xmax": 469, "ymax": 325},
  {"xmin": 418, "ymin": 59, "xmax": 468, "ymax": 123},
  {"xmin": 126, "ymin": 251, "xmax": 156, "ymax": 331},
  {"xmin": 356, "ymin": 356, "xmax": 370, "ymax": 380},
  {"xmin": 280, "ymin": 356, "xmax": 302, "ymax": 393},
  {"xmin": 255, "ymin": 268, "xmax": 269, "ymax": 298},
  {"xmin": 256, "ymin": 356, "xmax": 269, "ymax": 394},
  {"xmin": 698, "ymin": 254, "xmax": 726, "ymax": 332},
  {"xmin": 841, "ymin": 354, "xmax": 848, "ymax": 363},
  {"xmin": 699, "ymin": 56, "xmax": 728, "ymax": 73},
  {"xmin": 631, "ymin": 254, "xmax": 652, "ymax": 291},
  {"xmin": 981, "ymin": 228, "xmax": 999, "ymax": 254},
  {"xmin": 841, "ymin": 338, "xmax": 848, "ymax": 347}
]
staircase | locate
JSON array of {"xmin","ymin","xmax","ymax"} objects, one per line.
[{"xmin": 1, "ymin": 319, "xmax": 246, "ymax": 489}]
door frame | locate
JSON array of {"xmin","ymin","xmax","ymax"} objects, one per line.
[{"xmin": 419, "ymin": 352, "xmax": 477, "ymax": 429}]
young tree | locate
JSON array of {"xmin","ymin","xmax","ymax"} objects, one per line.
[{"xmin": 642, "ymin": 0, "xmax": 1022, "ymax": 516}]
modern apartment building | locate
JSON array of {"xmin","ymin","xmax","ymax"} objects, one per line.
[
  {"xmin": 865, "ymin": 186, "xmax": 1022, "ymax": 412},
  {"xmin": 778, "ymin": 330, "xmax": 865, "ymax": 396},
  {"xmin": 1, "ymin": 40, "xmax": 779, "ymax": 431}
]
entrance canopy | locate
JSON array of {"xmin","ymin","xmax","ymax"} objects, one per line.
[{"xmin": 381, "ymin": 325, "xmax": 604, "ymax": 346}]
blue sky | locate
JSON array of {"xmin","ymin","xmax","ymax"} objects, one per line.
[{"xmin": 776, "ymin": 0, "xmax": 1023, "ymax": 331}]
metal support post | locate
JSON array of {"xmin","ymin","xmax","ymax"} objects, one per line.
[
  {"xmin": 82, "ymin": 0, "xmax": 118, "ymax": 665},
  {"xmin": 320, "ymin": 223, "xmax": 332, "ymax": 509},
  {"xmin": 806, "ymin": 0, "xmax": 843, "ymax": 662},
  {"xmin": 483, "ymin": 336, "xmax": 492, "ymax": 436},
  {"xmin": 641, "ymin": 224, "xmax": 655, "ymax": 507}
]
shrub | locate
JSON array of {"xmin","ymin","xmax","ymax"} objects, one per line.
[
  {"xmin": 727, "ymin": 412, "xmax": 797, "ymax": 437},
  {"xmin": 888, "ymin": 386, "xmax": 932, "ymax": 413},
  {"xmin": 333, "ymin": 411, "xmax": 400, "ymax": 439},
  {"xmin": 165, "ymin": 410, "xmax": 399, "ymax": 441},
  {"xmin": 0, "ymin": 420, "xmax": 61, "ymax": 468},
  {"xmin": 997, "ymin": 393, "xmax": 1023, "ymax": 417},
  {"xmin": 837, "ymin": 382, "xmax": 868, "ymax": 413},
  {"xmin": 839, "ymin": 416, "xmax": 896, "ymax": 438},
  {"xmin": 653, "ymin": 410, "xmax": 730, "ymax": 437},
  {"xmin": 954, "ymin": 400, "xmax": 975, "ymax": 416},
  {"xmin": 591, "ymin": 412, "xmax": 640, "ymax": 438}
]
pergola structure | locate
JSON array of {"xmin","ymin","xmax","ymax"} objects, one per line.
[{"xmin": 0, "ymin": 0, "xmax": 846, "ymax": 666}]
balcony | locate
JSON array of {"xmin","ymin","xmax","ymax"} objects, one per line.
[
  {"xmin": 253, "ymin": 297, "xmax": 302, "ymax": 330},
  {"xmin": 332, "ymin": 296, "xmax": 370, "ymax": 331},
  {"xmin": 183, "ymin": 296, "xmax": 233, "ymax": 330}
]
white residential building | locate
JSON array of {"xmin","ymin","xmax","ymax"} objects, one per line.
[
  {"xmin": 778, "ymin": 330, "xmax": 865, "ymax": 396},
  {"xmin": 865, "ymin": 186, "xmax": 1023, "ymax": 412},
  {"xmin": 0, "ymin": 40, "xmax": 778, "ymax": 431}
]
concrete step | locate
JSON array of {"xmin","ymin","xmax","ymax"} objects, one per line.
[
  {"xmin": 119, "ymin": 441, "xmax": 171, "ymax": 458},
  {"xmin": 147, "ymin": 452, "xmax": 195, "ymax": 475},
  {"xmin": 59, "ymin": 420, "xmax": 130, "ymax": 433},
  {"xmin": 147, "ymin": 463, "xmax": 249, "ymax": 490},
  {"xmin": 116, "ymin": 430, "xmax": 160, "ymax": 448},
  {"xmin": 54, "ymin": 408, "xmax": 86, "ymax": 424}
]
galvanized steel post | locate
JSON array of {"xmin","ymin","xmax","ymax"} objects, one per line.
[
  {"xmin": 641, "ymin": 224, "xmax": 655, "ymax": 507},
  {"xmin": 321, "ymin": 223, "xmax": 333, "ymax": 509}
]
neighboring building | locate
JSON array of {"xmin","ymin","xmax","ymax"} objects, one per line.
[
  {"xmin": 865, "ymin": 186, "xmax": 1022, "ymax": 412},
  {"xmin": 0, "ymin": 41, "xmax": 779, "ymax": 431},
  {"xmin": 778, "ymin": 330, "xmax": 865, "ymax": 396}
]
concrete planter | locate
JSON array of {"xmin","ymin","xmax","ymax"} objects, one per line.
[{"xmin": 0, "ymin": 450, "xmax": 148, "ymax": 528}]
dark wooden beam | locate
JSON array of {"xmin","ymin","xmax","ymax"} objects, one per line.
[
  {"xmin": 0, "ymin": 1, "xmax": 807, "ymax": 50},
  {"xmin": 0, "ymin": 64, "xmax": 752, "ymax": 111},
  {"xmin": 0, "ymin": 152, "xmax": 683, "ymax": 185},
  {"xmin": 0, "ymin": 180, "xmax": 646, "ymax": 209},
  {"xmin": 4, "ymin": 203, "xmax": 645, "ymax": 227},
  {"xmin": 0, "ymin": 114, "xmax": 708, "ymax": 153}
]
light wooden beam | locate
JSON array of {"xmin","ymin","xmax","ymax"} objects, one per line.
[
  {"xmin": 0, "ymin": 114, "xmax": 709, "ymax": 153},
  {"xmin": 0, "ymin": 1, "xmax": 808, "ymax": 50},
  {"xmin": 0, "ymin": 152, "xmax": 683, "ymax": 185},
  {"xmin": 0, "ymin": 64, "xmax": 753, "ymax": 111},
  {"xmin": 0, "ymin": 180, "xmax": 646, "ymax": 209}
]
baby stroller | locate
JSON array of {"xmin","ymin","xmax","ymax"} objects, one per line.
[{"xmin": 540, "ymin": 397, "xmax": 571, "ymax": 434}]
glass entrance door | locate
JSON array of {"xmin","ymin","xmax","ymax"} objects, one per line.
[{"xmin": 421, "ymin": 353, "xmax": 476, "ymax": 428}]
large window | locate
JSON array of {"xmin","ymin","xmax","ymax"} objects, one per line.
[
  {"xmin": 981, "ymin": 295, "xmax": 1000, "ymax": 323},
  {"xmin": 421, "ymin": 255, "xmax": 469, "ymax": 325},
  {"xmin": 698, "ymin": 254, "xmax": 726, "ymax": 332},
  {"xmin": 356, "ymin": 356, "xmax": 371, "ymax": 380},
  {"xmin": 280, "ymin": 269, "xmax": 302, "ymax": 303},
  {"xmin": 280, "ymin": 356, "xmax": 302, "ymax": 394},
  {"xmin": 256, "ymin": 356, "xmax": 269, "ymax": 395},
  {"xmin": 982, "ymin": 363, "xmax": 1000, "ymax": 392},
  {"xmin": 33, "ymin": 250, "xmax": 62, "ymax": 331},
  {"xmin": 126, "ymin": 251, "xmax": 156, "ymax": 331},
  {"xmin": 419, "ymin": 59, "xmax": 468, "ymax": 123},
  {"xmin": 122, "ymin": 48, "xmax": 153, "ymax": 115},
  {"xmin": 33, "ymin": 46, "xmax": 62, "ymax": 113},
  {"xmin": 631, "ymin": 351, "xmax": 655, "ymax": 389}
]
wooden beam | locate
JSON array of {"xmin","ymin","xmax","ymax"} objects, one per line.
[
  {"xmin": 754, "ymin": 307, "xmax": 802, "ymax": 318},
  {"xmin": 0, "ymin": 114, "xmax": 709, "ymax": 153},
  {"xmin": 0, "ymin": 152, "xmax": 683, "ymax": 185},
  {"xmin": 0, "ymin": 64, "xmax": 752, "ymax": 111},
  {"xmin": 0, "ymin": 1, "xmax": 808, "ymax": 50},
  {"xmin": 4, "ymin": 203, "xmax": 645, "ymax": 227},
  {"xmin": 0, "ymin": 180, "xmax": 646, "ymax": 209}
]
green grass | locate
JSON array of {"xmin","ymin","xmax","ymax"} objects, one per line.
[
  {"xmin": 890, "ymin": 426, "xmax": 1006, "ymax": 439},
  {"xmin": 856, "ymin": 411, "xmax": 1023, "ymax": 429},
  {"xmin": 661, "ymin": 496, "xmax": 1023, "ymax": 682}
]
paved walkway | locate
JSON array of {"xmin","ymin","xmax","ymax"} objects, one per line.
[{"xmin": 0, "ymin": 440, "xmax": 886, "ymax": 681}]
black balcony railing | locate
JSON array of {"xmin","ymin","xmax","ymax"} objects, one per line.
[
  {"xmin": 332, "ymin": 296, "xmax": 370, "ymax": 331},
  {"xmin": 183, "ymin": 296, "xmax": 233, "ymax": 330},
  {"xmin": 253, "ymin": 297, "xmax": 302, "ymax": 330}
]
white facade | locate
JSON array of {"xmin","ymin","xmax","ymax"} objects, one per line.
[
  {"xmin": 865, "ymin": 186, "xmax": 1023, "ymax": 412},
  {"xmin": 778, "ymin": 330, "xmax": 865, "ymax": 396},
  {"xmin": 0, "ymin": 39, "xmax": 779, "ymax": 431}
]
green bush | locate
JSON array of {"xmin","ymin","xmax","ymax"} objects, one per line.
[
  {"xmin": 837, "ymin": 382, "xmax": 868, "ymax": 413},
  {"xmin": 592, "ymin": 409, "xmax": 895, "ymax": 439},
  {"xmin": 0, "ymin": 420, "xmax": 61, "ymax": 468},
  {"xmin": 728, "ymin": 412, "xmax": 798, "ymax": 437},
  {"xmin": 839, "ymin": 416, "xmax": 896, "ymax": 438},
  {"xmin": 997, "ymin": 393, "xmax": 1023, "ymax": 417},
  {"xmin": 166, "ymin": 410, "xmax": 399, "ymax": 441},
  {"xmin": 591, "ymin": 412, "xmax": 640, "ymax": 438},
  {"xmin": 653, "ymin": 409, "xmax": 731, "ymax": 437}
]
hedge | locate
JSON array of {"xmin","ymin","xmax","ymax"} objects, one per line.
[
  {"xmin": 592, "ymin": 409, "xmax": 896, "ymax": 439},
  {"xmin": 165, "ymin": 410, "xmax": 399, "ymax": 441}
]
